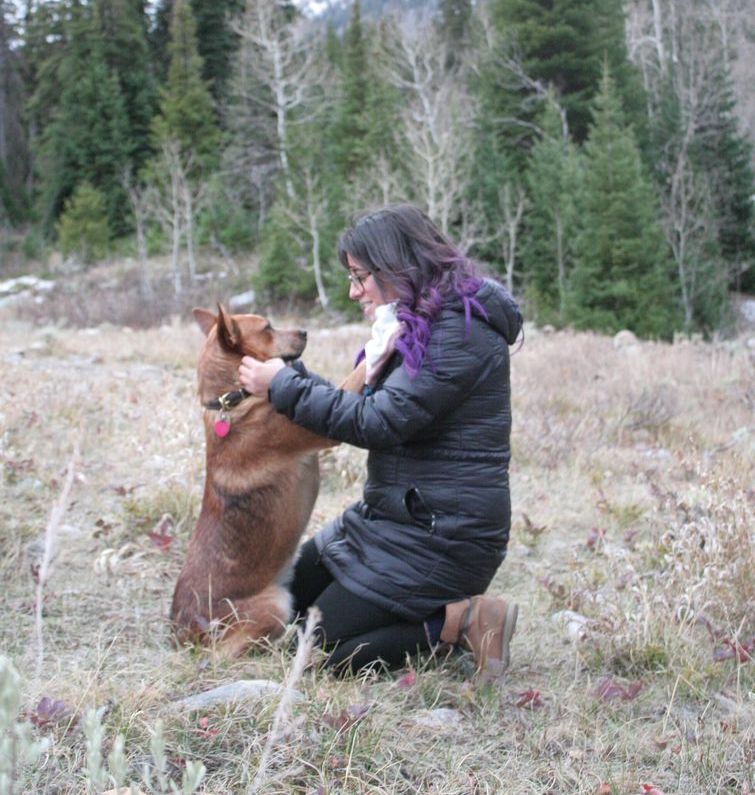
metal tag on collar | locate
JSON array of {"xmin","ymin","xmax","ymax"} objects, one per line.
[
  {"xmin": 214, "ymin": 410, "xmax": 231, "ymax": 437},
  {"xmin": 214, "ymin": 392, "xmax": 233, "ymax": 437}
]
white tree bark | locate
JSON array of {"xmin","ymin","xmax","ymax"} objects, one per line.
[
  {"xmin": 280, "ymin": 166, "xmax": 330, "ymax": 310},
  {"xmin": 123, "ymin": 169, "xmax": 152, "ymax": 299},
  {"xmin": 143, "ymin": 141, "xmax": 210, "ymax": 296},
  {"xmin": 382, "ymin": 18, "xmax": 473, "ymax": 234},
  {"xmin": 232, "ymin": 0, "xmax": 326, "ymax": 202},
  {"xmin": 499, "ymin": 182, "xmax": 526, "ymax": 295},
  {"xmin": 625, "ymin": 0, "xmax": 749, "ymax": 328}
]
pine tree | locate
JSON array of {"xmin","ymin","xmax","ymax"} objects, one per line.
[
  {"xmin": 146, "ymin": 0, "xmax": 221, "ymax": 288},
  {"xmin": 330, "ymin": 0, "xmax": 372, "ymax": 180},
  {"xmin": 689, "ymin": 66, "xmax": 754, "ymax": 291},
  {"xmin": 35, "ymin": 4, "xmax": 132, "ymax": 234},
  {"xmin": 0, "ymin": 1, "xmax": 28, "ymax": 223},
  {"xmin": 151, "ymin": 0, "xmax": 220, "ymax": 167},
  {"xmin": 190, "ymin": 0, "xmax": 244, "ymax": 109},
  {"xmin": 483, "ymin": 0, "xmax": 645, "ymax": 147},
  {"xmin": 437, "ymin": 0, "xmax": 472, "ymax": 68},
  {"xmin": 94, "ymin": 0, "xmax": 156, "ymax": 171},
  {"xmin": 150, "ymin": 0, "xmax": 173, "ymax": 82},
  {"xmin": 522, "ymin": 98, "xmax": 579, "ymax": 325},
  {"xmin": 636, "ymin": 0, "xmax": 754, "ymax": 298},
  {"xmin": 568, "ymin": 69, "xmax": 678, "ymax": 338},
  {"xmin": 23, "ymin": 0, "xmax": 70, "ymax": 161},
  {"xmin": 649, "ymin": 74, "xmax": 734, "ymax": 332},
  {"xmin": 57, "ymin": 181, "xmax": 110, "ymax": 264}
]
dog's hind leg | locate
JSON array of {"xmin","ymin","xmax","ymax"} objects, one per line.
[{"xmin": 217, "ymin": 584, "xmax": 292, "ymax": 659}]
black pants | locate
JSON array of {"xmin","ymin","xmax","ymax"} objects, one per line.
[{"xmin": 290, "ymin": 538, "xmax": 439, "ymax": 673}]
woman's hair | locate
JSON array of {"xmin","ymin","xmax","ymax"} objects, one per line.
[{"xmin": 338, "ymin": 204, "xmax": 485, "ymax": 376}]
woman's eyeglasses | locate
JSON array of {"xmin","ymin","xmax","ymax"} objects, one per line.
[{"xmin": 347, "ymin": 270, "xmax": 370, "ymax": 289}]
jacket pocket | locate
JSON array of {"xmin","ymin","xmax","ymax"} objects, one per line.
[{"xmin": 403, "ymin": 486, "xmax": 437, "ymax": 534}]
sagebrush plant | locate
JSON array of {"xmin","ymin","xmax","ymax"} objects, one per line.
[
  {"xmin": 0, "ymin": 314, "xmax": 752, "ymax": 794},
  {"xmin": 0, "ymin": 657, "xmax": 50, "ymax": 795},
  {"xmin": 0, "ymin": 657, "xmax": 206, "ymax": 795}
]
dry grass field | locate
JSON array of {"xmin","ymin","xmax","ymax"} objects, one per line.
[{"xmin": 0, "ymin": 307, "xmax": 752, "ymax": 794}]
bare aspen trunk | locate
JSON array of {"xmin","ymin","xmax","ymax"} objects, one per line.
[
  {"xmin": 671, "ymin": 161, "xmax": 694, "ymax": 331},
  {"xmin": 651, "ymin": 0, "xmax": 665, "ymax": 69},
  {"xmin": 308, "ymin": 205, "xmax": 328, "ymax": 310},
  {"xmin": 184, "ymin": 182, "xmax": 196, "ymax": 282},
  {"xmin": 232, "ymin": 0, "xmax": 326, "ymax": 215},
  {"xmin": 134, "ymin": 203, "xmax": 151, "ymax": 300},
  {"xmin": 272, "ymin": 41, "xmax": 294, "ymax": 200},
  {"xmin": 384, "ymin": 22, "xmax": 472, "ymax": 235},
  {"xmin": 501, "ymin": 183, "xmax": 526, "ymax": 296},
  {"xmin": 124, "ymin": 172, "xmax": 152, "ymax": 299},
  {"xmin": 171, "ymin": 168, "xmax": 182, "ymax": 295}
]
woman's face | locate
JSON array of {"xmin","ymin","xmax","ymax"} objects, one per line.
[{"xmin": 346, "ymin": 253, "xmax": 398, "ymax": 322}]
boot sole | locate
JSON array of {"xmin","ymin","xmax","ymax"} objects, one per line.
[{"xmin": 498, "ymin": 602, "xmax": 519, "ymax": 671}]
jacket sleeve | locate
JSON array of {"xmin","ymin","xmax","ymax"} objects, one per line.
[
  {"xmin": 269, "ymin": 327, "xmax": 488, "ymax": 449},
  {"xmin": 289, "ymin": 359, "xmax": 334, "ymax": 389}
]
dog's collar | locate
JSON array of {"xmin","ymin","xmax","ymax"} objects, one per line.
[{"xmin": 204, "ymin": 389, "xmax": 250, "ymax": 412}]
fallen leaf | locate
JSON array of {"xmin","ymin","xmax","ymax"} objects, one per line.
[
  {"xmin": 25, "ymin": 696, "xmax": 70, "ymax": 728},
  {"xmin": 195, "ymin": 715, "xmax": 219, "ymax": 738},
  {"xmin": 515, "ymin": 689, "xmax": 544, "ymax": 710},
  {"xmin": 397, "ymin": 670, "xmax": 416, "ymax": 689},
  {"xmin": 712, "ymin": 637, "xmax": 753, "ymax": 663},
  {"xmin": 148, "ymin": 515, "xmax": 175, "ymax": 551},
  {"xmin": 595, "ymin": 677, "xmax": 643, "ymax": 701},
  {"xmin": 148, "ymin": 530, "xmax": 173, "ymax": 551},
  {"xmin": 641, "ymin": 784, "xmax": 666, "ymax": 795},
  {"xmin": 323, "ymin": 703, "xmax": 369, "ymax": 733}
]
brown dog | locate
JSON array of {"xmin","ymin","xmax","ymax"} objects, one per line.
[{"xmin": 170, "ymin": 305, "xmax": 364, "ymax": 657}]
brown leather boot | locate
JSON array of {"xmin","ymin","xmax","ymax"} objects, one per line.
[{"xmin": 440, "ymin": 596, "xmax": 518, "ymax": 672}]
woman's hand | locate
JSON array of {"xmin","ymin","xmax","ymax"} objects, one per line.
[{"xmin": 239, "ymin": 356, "xmax": 286, "ymax": 397}]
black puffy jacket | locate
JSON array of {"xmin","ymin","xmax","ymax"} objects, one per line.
[{"xmin": 269, "ymin": 279, "xmax": 522, "ymax": 621}]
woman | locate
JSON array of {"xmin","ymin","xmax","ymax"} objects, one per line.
[{"xmin": 239, "ymin": 204, "xmax": 522, "ymax": 674}]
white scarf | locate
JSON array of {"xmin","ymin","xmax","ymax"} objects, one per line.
[{"xmin": 364, "ymin": 302, "xmax": 402, "ymax": 387}]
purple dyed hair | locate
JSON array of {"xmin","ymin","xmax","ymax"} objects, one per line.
[{"xmin": 339, "ymin": 204, "xmax": 486, "ymax": 377}]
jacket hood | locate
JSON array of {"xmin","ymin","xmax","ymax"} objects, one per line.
[{"xmin": 448, "ymin": 278, "xmax": 522, "ymax": 345}]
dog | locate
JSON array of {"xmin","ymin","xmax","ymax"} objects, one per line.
[{"xmin": 170, "ymin": 304, "xmax": 364, "ymax": 657}]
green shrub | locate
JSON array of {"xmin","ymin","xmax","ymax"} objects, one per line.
[
  {"xmin": 254, "ymin": 203, "xmax": 315, "ymax": 301},
  {"xmin": 57, "ymin": 182, "xmax": 111, "ymax": 265},
  {"xmin": 21, "ymin": 227, "xmax": 46, "ymax": 262}
]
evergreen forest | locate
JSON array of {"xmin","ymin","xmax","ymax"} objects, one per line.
[{"xmin": 1, "ymin": 0, "xmax": 753, "ymax": 337}]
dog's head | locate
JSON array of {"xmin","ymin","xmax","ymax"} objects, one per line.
[{"xmin": 193, "ymin": 305, "xmax": 307, "ymax": 402}]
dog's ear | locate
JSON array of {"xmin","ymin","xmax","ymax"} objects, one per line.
[
  {"xmin": 216, "ymin": 303, "xmax": 241, "ymax": 352},
  {"xmin": 193, "ymin": 308, "xmax": 217, "ymax": 337}
]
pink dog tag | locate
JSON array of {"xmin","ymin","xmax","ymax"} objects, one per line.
[{"xmin": 214, "ymin": 418, "xmax": 231, "ymax": 437}]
